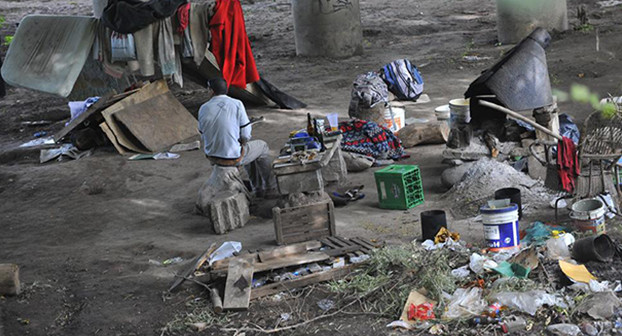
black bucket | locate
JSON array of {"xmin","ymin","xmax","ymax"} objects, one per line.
[
  {"xmin": 495, "ymin": 188, "xmax": 522, "ymax": 219},
  {"xmin": 572, "ymin": 234, "xmax": 615, "ymax": 262},
  {"xmin": 421, "ymin": 210, "xmax": 447, "ymax": 241}
]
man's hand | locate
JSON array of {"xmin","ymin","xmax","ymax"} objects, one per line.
[{"xmin": 239, "ymin": 137, "xmax": 248, "ymax": 146}]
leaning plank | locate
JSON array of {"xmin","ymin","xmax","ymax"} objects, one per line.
[
  {"xmin": 258, "ymin": 241, "xmax": 321, "ymax": 262},
  {"xmin": 168, "ymin": 243, "xmax": 218, "ymax": 292},
  {"xmin": 222, "ymin": 257, "xmax": 254, "ymax": 311},
  {"xmin": 251, "ymin": 264, "xmax": 358, "ymax": 299}
]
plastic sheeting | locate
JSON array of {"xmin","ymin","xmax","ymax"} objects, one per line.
[{"xmin": 1, "ymin": 15, "xmax": 97, "ymax": 97}]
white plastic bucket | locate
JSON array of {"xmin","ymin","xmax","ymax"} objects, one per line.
[
  {"xmin": 384, "ymin": 105, "xmax": 405, "ymax": 133},
  {"xmin": 434, "ymin": 104, "xmax": 451, "ymax": 121},
  {"xmin": 481, "ymin": 203, "xmax": 520, "ymax": 251},
  {"xmin": 570, "ymin": 199, "xmax": 606, "ymax": 235},
  {"xmin": 449, "ymin": 98, "xmax": 470, "ymax": 125}
]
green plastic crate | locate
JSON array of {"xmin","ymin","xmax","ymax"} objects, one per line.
[{"xmin": 374, "ymin": 164, "xmax": 424, "ymax": 210}]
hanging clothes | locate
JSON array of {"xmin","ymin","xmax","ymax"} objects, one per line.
[
  {"xmin": 177, "ymin": 3, "xmax": 191, "ymax": 33},
  {"xmin": 189, "ymin": 2, "xmax": 213, "ymax": 66},
  {"xmin": 102, "ymin": 0, "xmax": 187, "ymax": 34},
  {"xmin": 133, "ymin": 24, "xmax": 155, "ymax": 76},
  {"xmin": 209, "ymin": 0, "xmax": 260, "ymax": 89},
  {"xmin": 557, "ymin": 136, "xmax": 580, "ymax": 193},
  {"xmin": 157, "ymin": 18, "xmax": 183, "ymax": 87}
]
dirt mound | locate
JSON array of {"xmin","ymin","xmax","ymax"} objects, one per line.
[{"xmin": 442, "ymin": 158, "xmax": 554, "ymax": 218}]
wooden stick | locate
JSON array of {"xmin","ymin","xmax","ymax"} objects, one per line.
[
  {"xmin": 478, "ymin": 100, "xmax": 563, "ymax": 141},
  {"xmin": 174, "ymin": 275, "xmax": 223, "ymax": 313}
]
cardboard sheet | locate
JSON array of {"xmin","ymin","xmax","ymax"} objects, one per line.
[
  {"xmin": 559, "ymin": 260, "xmax": 597, "ymax": 283},
  {"xmin": 1, "ymin": 15, "xmax": 96, "ymax": 97}
]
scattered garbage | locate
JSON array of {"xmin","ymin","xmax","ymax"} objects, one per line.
[
  {"xmin": 40, "ymin": 144, "xmax": 93, "ymax": 163},
  {"xmin": 442, "ymin": 288, "xmax": 486, "ymax": 319},
  {"xmin": 572, "ymin": 234, "xmax": 615, "ymax": 262},
  {"xmin": 576, "ymin": 291, "xmax": 621, "ymax": 320},
  {"xmin": 490, "ymin": 290, "xmax": 567, "ymax": 316},
  {"xmin": 559, "ymin": 260, "xmax": 598, "ymax": 284},
  {"xmin": 208, "ymin": 242, "xmax": 242, "ymax": 266},
  {"xmin": 162, "ymin": 257, "xmax": 184, "ymax": 265},
  {"xmin": 128, "ymin": 152, "xmax": 181, "ymax": 160},
  {"xmin": 20, "ymin": 137, "xmax": 55, "ymax": 148},
  {"xmin": 317, "ymin": 299, "xmax": 334, "ymax": 311},
  {"xmin": 546, "ymin": 323, "xmax": 582, "ymax": 336}
]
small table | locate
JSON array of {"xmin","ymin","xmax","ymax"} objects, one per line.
[{"xmin": 272, "ymin": 134, "xmax": 343, "ymax": 195}]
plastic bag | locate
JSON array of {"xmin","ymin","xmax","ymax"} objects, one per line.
[
  {"xmin": 546, "ymin": 323, "xmax": 581, "ymax": 336},
  {"xmin": 490, "ymin": 290, "xmax": 568, "ymax": 316},
  {"xmin": 208, "ymin": 241, "xmax": 242, "ymax": 266},
  {"xmin": 111, "ymin": 32, "xmax": 137, "ymax": 62},
  {"xmin": 442, "ymin": 288, "xmax": 487, "ymax": 319}
]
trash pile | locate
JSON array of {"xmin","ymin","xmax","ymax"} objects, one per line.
[{"xmin": 346, "ymin": 225, "xmax": 622, "ymax": 335}]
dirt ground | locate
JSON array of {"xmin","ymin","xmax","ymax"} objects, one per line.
[{"xmin": 1, "ymin": 0, "xmax": 622, "ymax": 335}]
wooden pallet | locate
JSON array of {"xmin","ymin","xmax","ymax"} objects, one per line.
[
  {"xmin": 272, "ymin": 199, "xmax": 336, "ymax": 245},
  {"xmin": 320, "ymin": 236, "xmax": 381, "ymax": 259}
]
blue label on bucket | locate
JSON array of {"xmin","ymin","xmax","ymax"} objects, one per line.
[{"xmin": 484, "ymin": 220, "xmax": 519, "ymax": 249}]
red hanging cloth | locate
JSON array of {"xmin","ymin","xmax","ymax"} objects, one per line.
[
  {"xmin": 209, "ymin": 0, "xmax": 260, "ymax": 89},
  {"xmin": 557, "ymin": 136, "xmax": 580, "ymax": 193}
]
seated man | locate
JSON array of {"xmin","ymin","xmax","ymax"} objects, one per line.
[{"xmin": 198, "ymin": 78, "xmax": 277, "ymax": 197}]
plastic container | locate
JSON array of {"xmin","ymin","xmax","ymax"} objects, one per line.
[
  {"xmin": 374, "ymin": 165, "xmax": 424, "ymax": 210},
  {"xmin": 449, "ymin": 98, "xmax": 471, "ymax": 125},
  {"xmin": 326, "ymin": 113, "xmax": 339, "ymax": 131},
  {"xmin": 494, "ymin": 188, "xmax": 522, "ymax": 219},
  {"xmin": 570, "ymin": 199, "xmax": 606, "ymax": 235},
  {"xmin": 572, "ymin": 234, "xmax": 614, "ymax": 262},
  {"xmin": 421, "ymin": 210, "xmax": 447, "ymax": 241},
  {"xmin": 434, "ymin": 104, "xmax": 451, "ymax": 121},
  {"xmin": 384, "ymin": 104, "xmax": 405, "ymax": 133},
  {"xmin": 480, "ymin": 203, "xmax": 520, "ymax": 251}
]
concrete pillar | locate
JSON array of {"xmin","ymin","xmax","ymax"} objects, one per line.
[
  {"xmin": 291, "ymin": 0, "xmax": 363, "ymax": 58},
  {"xmin": 496, "ymin": 0, "xmax": 568, "ymax": 44}
]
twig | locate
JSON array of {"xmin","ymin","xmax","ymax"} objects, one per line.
[
  {"xmin": 174, "ymin": 275, "xmax": 212, "ymax": 290},
  {"xmin": 221, "ymin": 284, "xmax": 384, "ymax": 334}
]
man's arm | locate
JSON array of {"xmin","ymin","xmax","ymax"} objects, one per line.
[{"xmin": 238, "ymin": 102, "xmax": 252, "ymax": 144}]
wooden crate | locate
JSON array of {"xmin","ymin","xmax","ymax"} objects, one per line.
[{"xmin": 272, "ymin": 199, "xmax": 336, "ymax": 245}]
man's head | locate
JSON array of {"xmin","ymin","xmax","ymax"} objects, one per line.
[{"xmin": 207, "ymin": 78, "xmax": 228, "ymax": 96}]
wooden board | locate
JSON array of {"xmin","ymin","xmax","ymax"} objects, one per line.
[
  {"xmin": 113, "ymin": 90, "xmax": 198, "ymax": 152},
  {"xmin": 222, "ymin": 257, "xmax": 254, "ymax": 311},
  {"xmin": 251, "ymin": 264, "xmax": 358, "ymax": 299},
  {"xmin": 273, "ymin": 199, "xmax": 336, "ymax": 245},
  {"xmin": 100, "ymin": 80, "xmax": 198, "ymax": 153},
  {"xmin": 257, "ymin": 241, "xmax": 321, "ymax": 262},
  {"xmin": 99, "ymin": 122, "xmax": 127, "ymax": 155},
  {"xmin": 168, "ymin": 243, "xmax": 218, "ymax": 292},
  {"xmin": 212, "ymin": 252, "xmax": 330, "ymax": 277}
]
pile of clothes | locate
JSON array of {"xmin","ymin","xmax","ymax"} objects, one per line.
[{"xmin": 98, "ymin": 0, "xmax": 259, "ymax": 89}]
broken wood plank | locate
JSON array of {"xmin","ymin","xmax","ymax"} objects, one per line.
[
  {"xmin": 320, "ymin": 238, "xmax": 340, "ymax": 250},
  {"xmin": 222, "ymin": 257, "xmax": 254, "ymax": 311},
  {"xmin": 168, "ymin": 243, "xmax": 218, "ymax": 292},
  {"xmin": 323, "ymin": 245, "xmax": 364, "ymax": 257},
  {"xmin": 257, "ymin": 241, "xmax": 321, "ymax": 262},
  {"xmin": 251, "ymin": 264, "xmax": 358, "ymax": 299},
  {"xmin": 212, "ymin": 252, "xmax": 330, "ymax": 277}
]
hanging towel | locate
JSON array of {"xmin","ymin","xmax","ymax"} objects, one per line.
[
  {"xmin": 557, "ymin": 136, "xmax": 580, "ymax": 193},
  {"xmin": 209, "ymin": 0, "xmax": 260, "ymax": 89},
  {"xmin": 133, "ymin": 24, "xmax": 155, "ymax": 76},
  {"xmin": 189, "ymin": 2, "xmax": 213, "ymax": 67}
]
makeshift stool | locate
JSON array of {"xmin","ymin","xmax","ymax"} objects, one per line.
[{"xmin": 195, "ymin": 165, "xmax": 250, "ymax": 234}]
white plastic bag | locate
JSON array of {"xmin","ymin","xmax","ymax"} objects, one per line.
[
  {"xmin": 442, "ymin": 288, "xmax": 487, "ymax": 319},
  {"xmin": 208, "ymin": 241, "xmax": 242, "ymax": 266},
  {"xmin": 111, "ymin": 32, "xmax": 137, "ymax": 62},
  {"xmin": 490, "ymin": 290, "xmax": 568, "ymax": 316}
]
